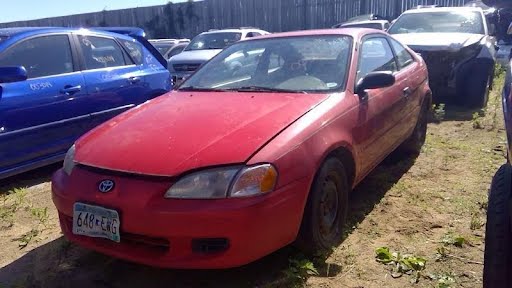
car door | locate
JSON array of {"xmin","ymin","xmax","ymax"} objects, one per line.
[
  {"xmin": 388, "ymin": 37, "xmax": 423, "ymax": 135},
  {"xmin": 0, "ymin": 33, "xmax": 87, "ymax": 173},
  {"xmin": 353, "ymin": 36, "xmax": 409, "ymax": 174},
  {"xmin": 75, "ymin": 34, "xmax": 150, "ymax": 127}
]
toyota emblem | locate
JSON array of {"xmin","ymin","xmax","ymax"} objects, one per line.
[{"xmin": 98, "ymin": 180, "xmax": 115, "ymax": 193}]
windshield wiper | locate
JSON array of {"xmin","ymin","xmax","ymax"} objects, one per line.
[
  {"xmin": 178, "ymin": 86, "xmax": 229, "ymax": 92},
  {"xmin": 228, "ymin": 86, "xmax": 308, "ymax": 94}
]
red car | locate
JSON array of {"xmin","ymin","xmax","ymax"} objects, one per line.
[{"xmin": 52, "ymin": 28, "xmax": 431, "ymax": 269}]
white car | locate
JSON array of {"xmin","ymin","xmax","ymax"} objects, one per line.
[{"xmin": 168, "ymin": 27, "xmax": 270, "ymax": 85}]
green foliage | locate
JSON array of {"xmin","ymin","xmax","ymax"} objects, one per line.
[
  {"xmin": 375, "ymin": 247, "xmax": 426, "ymax": 283},
  {"xmin": 495, "ymin": 63, "xmax": 507, "ymax": 78}
]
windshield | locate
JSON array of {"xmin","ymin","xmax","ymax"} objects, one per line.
[
  {"xmin": 342, "ymin": 22, "xmax": 383, "ymax": 30},
  {"xmin": 185, "ymin": 32, "xmax": 242, "ymax": 51},
  {"xmin": 152, "ymin": 44, "xmax": 172, "ymax": 55},
  {"xmin": 388, "ymin": 11, "xmax": 485, "ymax": 34},
  {"xmin": 180, "ymin": 36, "xmax": 352, "ymax": 93}
]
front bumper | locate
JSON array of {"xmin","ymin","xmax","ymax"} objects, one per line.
[
  {"xmin": 416, "ymin": 49, "xmax": 493, "ymax": 97},
  {"xmin": 51, "ymin": 167, "xmax": 308, "ymax": 269}
]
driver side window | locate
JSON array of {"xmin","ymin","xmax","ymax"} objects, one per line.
[
  {"xmin": 0, "ymin": 35, "xmax": 74, "ymax": 79},
  {"xmin": 357, "ymin": 37, "xmax": 397, "ymax": 83}
]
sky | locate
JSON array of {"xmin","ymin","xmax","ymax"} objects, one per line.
[{"xmin": 1, "ymin": 0, "xmax": 188, "ymax": 23}]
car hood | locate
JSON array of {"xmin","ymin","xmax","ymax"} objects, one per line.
[
  {"xmin": 75, "ymin": 91, "xmax": 330, "ymax": 176},
  {"xmin": 392, "ymin": 33, "xmax": 484, "ymax": 52},
  {"xmin": 168, "ymin": 49, "xmax": 222, "ymax": 63}
]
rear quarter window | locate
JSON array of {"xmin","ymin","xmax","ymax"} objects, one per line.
[{"xmin": 120, "ymin": 39, "xmax": 144, "ymax": 65}]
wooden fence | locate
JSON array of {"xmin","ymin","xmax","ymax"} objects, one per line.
[{"xmin": 0, "ymin": 0, "xmax": 472, "ymax": 38}]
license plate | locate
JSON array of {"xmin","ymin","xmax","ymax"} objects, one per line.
[{"xmin": 73, "ymin": 203, "xmax": 120, "ymax": 242}]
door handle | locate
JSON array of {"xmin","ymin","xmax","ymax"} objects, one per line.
[
  {"xmin": 128, "ymin": 76, "xmax": 141, "ymax": 84},
  {"xmin": 403, "ymin": 87, "xmax": 411, "ymax": 98},
  {"xmin": 60, "ymin": 85, "xmax": 81, "ymax": 95}
]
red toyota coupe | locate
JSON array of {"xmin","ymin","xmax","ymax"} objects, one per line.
[{"xmin": 52, "ymin": 28, "xmax": 431, "ymax": 269}]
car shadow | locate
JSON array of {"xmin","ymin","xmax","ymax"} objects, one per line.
[
  {"xmin": 0, "ymin": 155, "xmax": 416, "ymax": 288},
  {"xmin": 0, "ymin": 163, "xmax": 60, "ymax": 194}
]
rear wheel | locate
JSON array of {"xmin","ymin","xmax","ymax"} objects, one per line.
[
  {"xmin": 484, "ymin": 164, "xmax": 512, "ymax": 288},
  {"xmin": 296, "ymin": 158, "xmax": 349, "ymax": 254}
]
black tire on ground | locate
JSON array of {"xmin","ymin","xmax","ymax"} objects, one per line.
[
  {"xmin": 464, "ymin": 70, "xmax": 492, "ymax": 108},
  {"xmin": 397, "ymin": 101, "xmax": 428, "ymax": 155},
  {"xmin": 295, "ymin": 157, "xmax": 349, "ymax": 255},
  {"xmin": 483, "ymin": 163, "xmax": 512, "ymax": 288}
]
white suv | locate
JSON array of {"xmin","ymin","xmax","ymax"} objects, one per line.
[{"xmin": 168, "ymin": 27, "xmax": 270, "ymax": 85}]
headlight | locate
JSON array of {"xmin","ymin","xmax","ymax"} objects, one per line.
[
  {"xmin": 63, "ymin": 145, "xmax": 76, "ymax": 176},
  {"xmin": 229, "ymin": 164, "xmax": 278, "ymax": 198},
  {"xmin": 164, "ymin": 164, "xmax": 278, "ymax": 199}
]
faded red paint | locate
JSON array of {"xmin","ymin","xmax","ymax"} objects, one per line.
[{"xmin": 52, "ymin": 28, "xmax": 431, "ymax": 269}]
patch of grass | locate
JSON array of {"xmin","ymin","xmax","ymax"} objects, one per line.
[
  {"xmin": 13, "ymin": 229, "xmax": 39, "ymax": 249},
  {"xmin": 9, "ymin": 187, "xmax": 28, "ymax": 212},
  {"xmin": 375, "ymin": 247, "xmax": 426, "ymax": 283}
]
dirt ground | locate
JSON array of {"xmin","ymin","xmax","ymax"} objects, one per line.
[{"xmin": 0, "ymin": 72, "xmax": 507, "ymax": 288}]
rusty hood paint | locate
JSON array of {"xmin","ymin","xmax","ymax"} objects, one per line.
[{"xmin": 74, "ymin": 91, "xmax": 330, "ymax": 176}]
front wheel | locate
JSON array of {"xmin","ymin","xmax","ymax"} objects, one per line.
[
  {"xmin": 484, "ymin": 164, "xmax": 512, "ymax": 288},
  {"xmin": 397, "ymin": 102, "xmax": 428, "ymax": 155},
  {"xmin": 296, "ymin": 158, "xmax": 349, "ymax": 255},
  {"xmin": 464, "ymin": 71, "xmax": 492, "ymax": 108}
]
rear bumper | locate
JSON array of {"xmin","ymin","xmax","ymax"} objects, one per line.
[{"xmin": 52, "ymin": 168, "xmax": 308, "ymax": 269}]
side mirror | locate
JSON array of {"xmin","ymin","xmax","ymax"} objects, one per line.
[
  {"xmin": 0, "ymin": 66, "xmax": 27, "ymax": 83},
  {"xmin": 355, "ymin": 71, "xmax": 395, "ymax": 96}
]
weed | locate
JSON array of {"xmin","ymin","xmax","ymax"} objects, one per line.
[
  {"xmin": 472, "ymin": 112, "xmax": 484, "ymax": 129},
  {"xmin": 428, "ymin": 272, "xmax": 456, "ymax": 288},
  {"xmin": 283, "ymin": 255, "xmax": 319, "ymax": 286},
  {"xmin": 14, "ymin": 229, "xmax": 39, "ymax": 249},
  {"xmin": 470, "ymin": 213, "xmax": 483, "ymax": 230},
  {"xmin": 9, "ymin": 187, "xmax": 27, "ymax": 212},
  {"xmin": 30, "ymin": 207, "xmax": 49, "ymax": 227},
  {"xmin": 375, "ymin": 247, "xmax": 426, "ymax": 283},
  {"xmin": 432, "ymin": 103, "xmax": 446, "ymax": 122},
  {"xmin": 442, "ymin": 233, "xmax": 465, "ymax": 247},
  {"xmin": 435, "ymin": 246, "xmax": 450, "ymax": 262}
]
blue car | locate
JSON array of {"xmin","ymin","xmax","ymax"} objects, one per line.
[{"xmin": 0, "ymin": 27, "xmax": 171, "ymax": 179}]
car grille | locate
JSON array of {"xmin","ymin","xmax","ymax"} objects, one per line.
[
  {"xmin": 416, "ymin": 50, "xmax": 457, "ymax": 85},
  {"xmin": 173, "ymin": 63, "xmax": 202, "ymax": 72}
]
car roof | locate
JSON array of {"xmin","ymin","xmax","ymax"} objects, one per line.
[
  {"xmin": 403, "ymin": 6, "xmax": 484, "ymax": 14},
  {"xmin": 0, "ymin": 27, "xmax": 136, "ymax": 39},
  {"xmin": 341, "ymin": 20, "xmax": 388, "ymax": 25},
  {"xmin": 202, "ymin": 28, "xmax": 266, "ymax": 35},
  {"xmin": 243, "ymin": 28, "xmax": 377, "ymax": 41}
]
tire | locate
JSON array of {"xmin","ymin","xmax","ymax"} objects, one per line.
[
  {"xmin": 397, "ymin": 102, "xmax": 428, "ymax": 155},
  {"xmin": 296, "ymin": 157, "xmax": 349, "ymax": 255},
  {"xmin": 465, "ymin": 71, "xmax": 491, "ymax": 108},
  {"xmin": 484, "ymin": 164, "xmax": 512, "ymax": 288}
]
